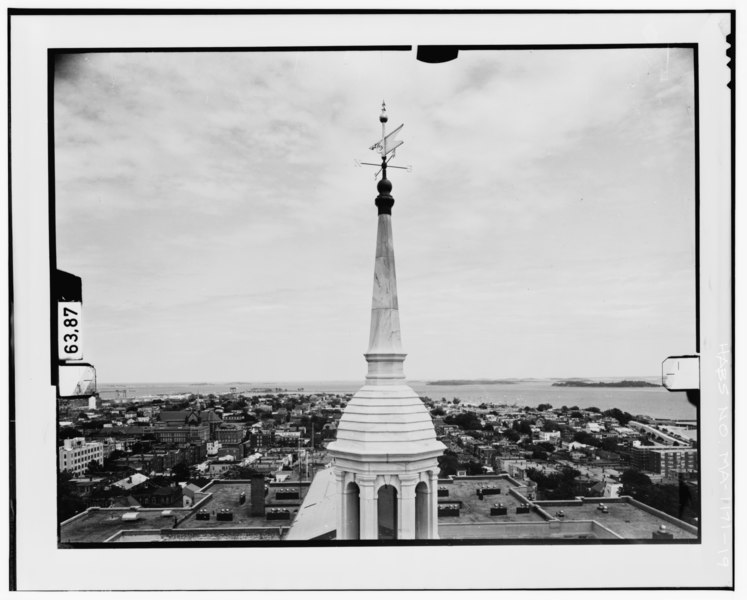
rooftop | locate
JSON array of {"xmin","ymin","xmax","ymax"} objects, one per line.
[
  {"xmin": 60, "ymin": 478, "xmax": 311, "ymax": 544},
  {"xmin": 60, "ymin": 507, "xmax": 193, "ymax": 544},
  {"xmin": 60, "ymin": 474, "xmax": 697, "ymax": 543},
  {"xmin": 534, "ymin": 499, "xmax": 696, "ymax": 539},
  {"xmin": 285, "ymin": 467, "xmax": 337, "ymax": 540},
  {"xmin": 436, "ymin": 476, "xmax": 545, "ymax": 527},
  {"xmin": 438, "ymin": 475, "xmax": 696, "ymax": 540},
  {"xmin": 177, "ymin": 480, "xmax": 309, "ymax": 530}
]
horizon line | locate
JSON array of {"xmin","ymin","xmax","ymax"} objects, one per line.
[{"xmin": 96, "ymin": 375, "xmax": 663, "ymax": 385}]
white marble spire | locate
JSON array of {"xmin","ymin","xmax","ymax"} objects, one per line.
[
  {"xmin": 367, "ymin": 209, "xmax": 402, "ymax": 354},
  {"xmin": 364, "ymin": 176, "xmax": 407, "ymax": 383}
]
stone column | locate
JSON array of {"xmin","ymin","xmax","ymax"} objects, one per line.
[
  {"xmin": 358, "ymin": 475, "xmax": 378, "ymax": 539},
  {"xmin": 416, "ymin": 475, "xmax": 432, "ymax": 540},
  {"xmin": 429, "ymin": 470, "xmax": 440, "ymax": 539},
  {"xmin": 397, "ymin": 474, "xmax": 418, "ymax": 539},
  {"xmin": 334, "ymin": 470, "xmax": 347, "ymax": 540}
]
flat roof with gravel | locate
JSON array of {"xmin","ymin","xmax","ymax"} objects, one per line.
[
  {"xmin": 438, "ymin": 476, "xmax": 546, "ymax": 525},
  {"xmin": 60, "ymin": 507, "xmax": 192, "ymax": 544},
  {"xmin": 537, "ymin": 500, "xmax": 696, "ymax": 540}
]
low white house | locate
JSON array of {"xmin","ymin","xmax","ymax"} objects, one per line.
[
  {"xmin": 564, "ymin": 441, "xmax": 592, "ymax": 451},
  {"xmin": 538, "ymin": 431, "xmax": 561, "ymax": 443},
  {"xmin": 112, "ymin": 472, "xmax": 149, "ymax": 491}
]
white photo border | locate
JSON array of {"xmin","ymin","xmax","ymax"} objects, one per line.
[{"xmin": 8, "ymin": 5, "xmax": 735, "ymax": 591}]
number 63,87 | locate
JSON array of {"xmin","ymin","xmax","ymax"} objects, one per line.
[{"xmin": 58, "ymin": 302, "xmax": 82, "ymax": 360}]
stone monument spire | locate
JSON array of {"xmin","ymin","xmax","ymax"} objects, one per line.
[
  {"xmin": 327, "ymin": 104, "xmax": 445, "ymax": 540},
  {"xmin": 364, "ymin": 166, "xmax": 407, "ymax": 382}
]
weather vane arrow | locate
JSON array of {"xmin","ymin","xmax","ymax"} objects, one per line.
[{"xmin": 354, "ymin": 101, "xmax": 412, "ymax": 178}]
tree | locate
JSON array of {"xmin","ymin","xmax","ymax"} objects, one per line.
[
  {"xmin": 465, "ymin": 461, "xmax": 483, "ymax": 476},
  {"xmin": 526, "ymin": 466, "xmax": 580, "ymax": 500},
  {"xmin": 603, "ymin": 407, "xmax": 633, "ymax": 426},
  {"xmin": 537, "ymin": 403, "xmax": 553, "ymax": 412},
  {"xmin": 444, "ymin": 412, "xmax": 482, "ymax": 431},
  {"xmin": 601, "ymin": 437, "xmax": 620, "ymax": 453},
  {"xmin": 452, "ymin": 398, "xmax": 461, "ymax": 405},
  {"xmin": 560, "ymin": 465, "xmax": 581, "ymax": 480},
  {"xmin": 430, "ymin": 406, "xmax": 446, "ymax": 417},
  {"xmin": 536, "ymin": 441, "xmax": 556, "ymax": 453},
  {"xmin": 438, "ymin": 451, "xmax": 459, "ymax": 477},
  {"xmin": 131, "ymin": 440, "xmax": 152, "ymax": 454},
  {"xmin": 618, "ymin": 469, "xmax": 695, "ymax": 521},
  {"xmin": 586, "ymin": 406, "xmax": 601, "ymax": 413},
  {"xmin": 573, "ymin": 431, "xmax": 601, "ymax": 447},
  {"xmin": 512, "ymin": 420, "xmax": 532, "ymax": 436},
  {"xmin": 59, "ymin": 426, "xmax": 83, "ymax": 440},
  {"xmin": 57, "ymin": 470, "xmax": 88, "ymax": 522},
  {"xmin": 85, "ymin": 460, "xmax": 103, "ymax": 476},
  {"xmin": 619, "ymin": 468, "xmax": 655, "ymax": 504},
  {"xmin": 103, "ymin": 449, "xmax": 126, "ymax": 470},
  {"xmin": 621, "ymin": 468, "xmax": 652, "ymax": 491},
  {"xmin": 172, "ymin": 462, "xmax": 190, "ymax": 482},
  {"xmin": 643, "ymin": 482, "xmax": 700, "ymax": 523},
  {"xmin": 503, "ymin": 429, "xmax": 521, "ymax": 443}
]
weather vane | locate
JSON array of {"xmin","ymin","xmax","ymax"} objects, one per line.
[{"xmin": 354, "ymin": 101, "xmax": 412, "ymax": 179}]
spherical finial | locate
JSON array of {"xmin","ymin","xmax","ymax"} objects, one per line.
[
  {"xmin": 377, "ymin": 176, "xmax": 392, "ymax": 196},
  {"xmin": 379, "ymin": 100, "xmax": 388, "ymax": 124},
  {"xmin": 375, "ymin": 176, "xmax": 394, "ymax": 215}
]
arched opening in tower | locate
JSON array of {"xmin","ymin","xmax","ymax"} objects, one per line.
[
  {"xmin": 345, "ymin": 481, "xmax": 360, "ymax": 539},
  {"xmin": 415, "ymin": 481, "xmax": 430, "ymax": 539},
  {"xmin": 377, "ymin": 484, "xmax": 398, "ymax": 540}
]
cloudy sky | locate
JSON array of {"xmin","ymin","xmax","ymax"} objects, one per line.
[{"xmin": 54, "ymin": 48, "xmax": 696, "ymax": 383}]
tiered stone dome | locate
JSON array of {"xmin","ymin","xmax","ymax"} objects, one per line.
[{"xmin": 329, "ymin": 384, "xmax": 444, "ymax": 460}]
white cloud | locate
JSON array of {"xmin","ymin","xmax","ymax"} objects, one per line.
[{"xmin": 54, "ymin": 48, "xmax": 695, "ymax": 381}]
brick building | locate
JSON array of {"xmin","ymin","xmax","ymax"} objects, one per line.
[
  {"xmin": 215, "ymin": 424, "xmax": 246, "ymax": 444},
  {"xmin": 631, "ymin": 446, "xmax": 698, "ymax": 477},
  {"xmin": 153, "ymin": 409, "xmax": 221, "ymax": 444}
]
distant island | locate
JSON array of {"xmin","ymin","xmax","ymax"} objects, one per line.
[
  {"xmin": 427, "ymin": 379, "xmax": 521, "ymax": 386},
  {"xmin": 552, "ymin": 380, "xmax": 660, "ymax": 388}
]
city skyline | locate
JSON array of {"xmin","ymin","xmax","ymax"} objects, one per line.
[{"xmin": 54, "ymin": 48, "xmax": 696, "ymax": 383}]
